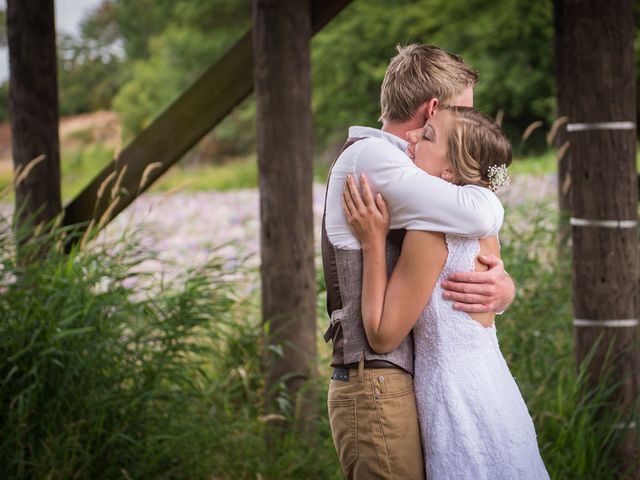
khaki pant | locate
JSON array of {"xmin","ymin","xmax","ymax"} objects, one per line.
[{"xmin": 327, "ymin": 361, "xmax": 425, "ymax": 479}]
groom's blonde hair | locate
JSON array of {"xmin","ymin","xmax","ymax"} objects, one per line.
[{"xmin": 380, "ymin": 44, "xmax": 478, "ymax": 123}]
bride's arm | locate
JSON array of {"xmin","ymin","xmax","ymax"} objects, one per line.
[
  {"xmin": 370, "ymin": 231, "xmax": 447, "ymax": 352},
  {"xmin": 344, "ymin": 175, "xmax": 447, "ymax": 353}
]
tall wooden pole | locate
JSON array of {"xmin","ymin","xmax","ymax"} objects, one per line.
[
  {"xmin": 563, "ymin": 0, "xmax": 638, "ymax": 475},
  {"xmin": 7, "ymin": 0, "xmax": 61, "ymax": 252},
  {"xmin": 253, "ymin": 0, "xmax": 317, "ymax": 426}
]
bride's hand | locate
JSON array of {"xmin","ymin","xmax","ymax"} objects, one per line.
[
  {"xmin": 406, "ymin": 129, "xmax": 419, "ymax": 160},
  {"xmin": 342, "ymin": 174, "xmax": 390, "ymax": 249}
]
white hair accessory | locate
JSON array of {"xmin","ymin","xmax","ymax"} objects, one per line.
[{"xmin": 486, "ymin": 164, "xmax": 510, "ymax": 192}]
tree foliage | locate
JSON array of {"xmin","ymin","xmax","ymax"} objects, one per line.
[
  {"xmin": 312, "ymin": 0, "xmax": 555, "ymax": 149},
  {"xmin": 107, "ymin": 0, "xmax": 253, "ymax": 148},
  {"xmin": 57, "ymin": 32, "xmax": 125, "ymax": 116},
  {"xmin": 1, "ymin": 0, "xmax": 637, "ymax": 155}
]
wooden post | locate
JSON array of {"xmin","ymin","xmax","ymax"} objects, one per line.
[
  {"xmin": 253, "ymin": 0, "xmax": 317, "ymax": 426},
  {"xmin": 7, "ymin": 0, "xmax": 61, "ymax": 255},
  {"xmin": 562, "ymin": 0, "xmax": 638, "ymax": 475}
]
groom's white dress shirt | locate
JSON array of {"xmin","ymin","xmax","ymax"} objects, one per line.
[{"xmin": 325, "ymin": 126, "xmax": 504, "ymax": 250}]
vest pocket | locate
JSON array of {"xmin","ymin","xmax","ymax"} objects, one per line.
[{"xmin": 328, "ymin": 397, "xmax": 358, "ymax": 472}]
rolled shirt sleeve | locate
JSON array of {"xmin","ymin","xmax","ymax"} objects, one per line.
[{"xmin": 355, "ymin": 138, "xmax": 504, "ymax": 238}]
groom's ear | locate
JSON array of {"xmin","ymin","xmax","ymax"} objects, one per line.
[
  {"xmin": 421, "ymin": 98, "xmax": 439, "ymax": 121},
  {"xmin": 415, "ymin": 98, "xmax": 439, "ymax": 125}
]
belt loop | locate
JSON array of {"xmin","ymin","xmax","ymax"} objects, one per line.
[{"xmin": 358, "ymin": 354, "xmax": 365, "ymax": 381}]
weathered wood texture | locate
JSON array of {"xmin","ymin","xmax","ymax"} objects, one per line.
[
  {"xmin": 253, "ymin": 0, "xmax": 316, "ymax": 421},
  {"xmin": 562, "ymin": 0, "xmax": 638, "ymax": 474},
  {"xmin": 7, "ymin": 0, "xmax": 61, "ymax": 243},
  {"xmin": 62, "ymin": 0, "xmax": 352, "ymax": 239}
]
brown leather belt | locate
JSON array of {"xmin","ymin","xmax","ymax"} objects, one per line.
[
  {"xmin": 333, "ymin": 359, "xmax": 399, "ymax": 370},
  {"xmin": 331, "ymin": 360, "xmax": 401, "ymax": 381},
  {"xmin": 355, "ymin": 359, "xmax": 398, "ymax": 369}
]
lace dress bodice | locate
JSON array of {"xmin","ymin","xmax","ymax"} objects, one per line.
[{"xmin": 413, "ymin": 235, "xmax": 549, "ymax": 480}]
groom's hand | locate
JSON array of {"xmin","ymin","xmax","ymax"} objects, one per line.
[{"xmin": 441, "ymin": 253, "xmax": 515, "ymax": 314}]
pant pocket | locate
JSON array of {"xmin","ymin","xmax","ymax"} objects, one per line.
[
  {"xmin": 374, "ymin": 388, "xmax": 425, "ymax": 480},
  {"xmin": 328, "ymin": 397, "xmax": 358, "ymax": 473},
  {"xmin": 373, "ymin": 371, "xmax": 414, "ymax": 399}
]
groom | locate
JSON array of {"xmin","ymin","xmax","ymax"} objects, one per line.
[{"xmin": 322, "ymin": 44, "xmax": 515, "ymax": 479}]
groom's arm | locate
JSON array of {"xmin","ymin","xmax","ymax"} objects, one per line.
[
  {"xmin": 443, "ymin": 252, "xmax": 516, "ymax": 314},
  {"xmin": 355, "ymin": 140, "xmax": 514, "ymax": 313},
  {"xmin": 355, "ymin": 140, "xmax": 503, "ymax": 237}
]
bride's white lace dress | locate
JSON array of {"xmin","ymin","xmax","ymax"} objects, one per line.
[{"xmin": 413, "ymin": 235, "xmax": 549, "ymax": 480}]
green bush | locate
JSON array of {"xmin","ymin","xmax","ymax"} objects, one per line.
[
  {"xmin": 0, "ymin": 214, "xmax": 338, "ymax": 479},
  {"xmin": 1, "ymin": 219, "xmax": 228, "ymax": 478},
  {"xmin": 499, "ymin": 202, "xmax": 630, "ymax": 479},
  {"xmin": 0, "ymin": 198, "xmax": 633, "ymax": 479}
]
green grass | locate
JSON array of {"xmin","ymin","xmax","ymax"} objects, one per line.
[
  {"xmin": 63, "ymin": 143, "xmax": 117, "ymax": 199},
  {"xmin": 510, "ymin": 145, "xmax": 640, "ymax": 176},
  {"xmin": 0, "ymin": 145, "xmax": 261, "ymax": 204},
  {"xmin": 3, "ymin": 141, "xmax": 640, "ymax": 205},
  {"xmin": 497, "ymin": 202, "xmax": 631, "ymax": 478},
  {"xmin": 0, "ymin": 144, "xmax": 580, "ymax": 206},
  {"xmin": 0, "ymin": 144, "xmax": 119, "ymax": 204},
  {"xmin": 510, "ymin": 149, "xmax": 557, "ymax": 175},
  {"xmin": 0, "ymin": 212, "xmax": 341, "ymax": 479},
  {"xmin": 149, "ymin": 156, "xmax": 258, "ymax": 193},
  {"xmin": 0, "ymin": 197, "xmax": 636, "ymax": 479}
]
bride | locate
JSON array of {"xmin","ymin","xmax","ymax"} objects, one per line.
[{"xmin": 342, "ymin": 106, "xmax": 549, "ymax": 479}]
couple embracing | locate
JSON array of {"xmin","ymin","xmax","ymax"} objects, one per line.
[{"xmin": 322, "ymin": 45, "xmax": 549, "ymax": 479}]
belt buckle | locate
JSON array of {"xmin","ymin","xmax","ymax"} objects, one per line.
[{"xmin": 331, "ymin": 367, "xmax": 350, "ymax": 381}]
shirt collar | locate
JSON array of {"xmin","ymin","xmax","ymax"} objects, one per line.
[{"xmin": 348, "ymin": 126, "xmax": 408, "ymax": 152}]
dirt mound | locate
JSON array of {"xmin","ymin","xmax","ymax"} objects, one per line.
[{"xmin": 0, "ymin": 110, "xmax": 121, "ymax": 164}]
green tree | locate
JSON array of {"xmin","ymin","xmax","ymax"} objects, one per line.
[
  {"xmin": 57, "ymin": 32, "xmax": 125, "ymax": 115},
  {"xmin": 105, "ymin": 0, "xmax": 175, "ymax": 60},
  {"xmin": 3, "ymin": 0, "xmax": 636, "ymax": 159},
  {"xmin": 312, "ymin": 0, "xmax": 555, "ymax": 151},
  {"xmin": 110, "ymin": 0, "xmax": 253, "ymax": 152}
]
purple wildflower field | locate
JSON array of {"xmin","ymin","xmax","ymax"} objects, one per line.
[{"xmin": 0, "ymin": 175, "xmax": 556, "ymax": 288}]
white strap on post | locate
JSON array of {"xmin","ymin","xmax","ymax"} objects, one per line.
[
  {"xmin": 573, "ymin": 319, "xmax": 639, "ymax": 328},
  {"xmin": 567, "ymin": 121, "xmax": 636, "ymax": 132},
  {"xmin": 615, "ymin": 421, "xmax": 637, "ymax": 430},
  {"xmin": 570, "ymin": 218, "xmax": 637, "ymax": 229}
]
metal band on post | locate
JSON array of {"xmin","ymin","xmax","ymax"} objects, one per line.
[
  {"xmin": 567, "ymin": 121, "xmax": 636, "ymax": 132},
  {"xmin": 615, "ymin": 421, "xmax": 637, "ymax": 430},
  {"xmin": 570, "ymin": 218, "xmax": 637, "ymax": 229},
  {"xmin": 568, "ymin": 122, "xmax": 637, "ymax": 230},
  {"xmin": 573, "ymin": 319, "xmax": 639, "ymax": 328}
]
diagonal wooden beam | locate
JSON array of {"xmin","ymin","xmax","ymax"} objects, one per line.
[{"xmin": 62, "ymin": 0, "xmax": 352, "ymax": 239}]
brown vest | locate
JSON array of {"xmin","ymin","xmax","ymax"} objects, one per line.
[{"xmin": 321, "ymin": 138, "xmax": 414, "ymax": 374}]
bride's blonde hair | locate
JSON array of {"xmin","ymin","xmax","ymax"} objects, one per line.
[{"xmin": 440, "ymin": 106, "xmax": 512, "ymax": 189}]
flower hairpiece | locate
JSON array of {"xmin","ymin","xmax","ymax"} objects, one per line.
[{"xmin": 486, "ymin": 164, "xmax": 510, "ymax": 192}]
